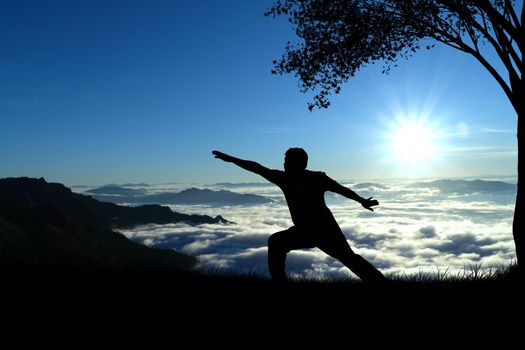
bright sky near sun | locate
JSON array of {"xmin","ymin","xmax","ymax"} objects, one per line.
[{"xmin": 0, "ymin": 0, "xmax": 518, "ymax": 185}]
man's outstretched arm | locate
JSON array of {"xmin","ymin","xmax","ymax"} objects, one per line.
[
  {"xmin": 212, "ymin": 150, "xmax": 276, "ymax": 181},
  {"xmin": 326, "ymin": 177, "xmax": 379, "ymax": 211}
]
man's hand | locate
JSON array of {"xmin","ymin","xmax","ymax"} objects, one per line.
[
  {"xmin": 361, "ymin": 197, "xmax": 379, "ymax": 211},
  {"xmin": 212, "ymin": 150, "xmax": 234, "ymax": 162}
]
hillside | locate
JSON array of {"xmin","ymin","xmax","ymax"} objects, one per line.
[
  {"xmin": 0, "ymin": 177, "xmax": 229, "ymax": 230},
  {"xmin": 0, "ymin": 210, "xmax": 197, "ymax": 272},
  {"xmin": 0, "ymin": 177, "xmax": 231, "ymax": 272}
]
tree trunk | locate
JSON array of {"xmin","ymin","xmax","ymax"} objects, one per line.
[{"xmin": 514, "ymin": 105, "xmax": 524, "ymax": 271}]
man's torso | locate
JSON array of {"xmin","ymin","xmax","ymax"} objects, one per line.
[{"xmin": 269, "ymin": 170, "xmax": 338, "ymax": 229}]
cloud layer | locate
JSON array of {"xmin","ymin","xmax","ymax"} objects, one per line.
[{"xmin": 119, "ymin": 180, "xmax": 516, "ymax": 279}]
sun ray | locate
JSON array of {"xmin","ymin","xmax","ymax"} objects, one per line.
[
  {"xmin": 378, "ymin": 113, "xmax": 445, "ymax": 177},
  {"xmin": 391, "ymin": 117, "xmax": 437, "ymax": 163}
]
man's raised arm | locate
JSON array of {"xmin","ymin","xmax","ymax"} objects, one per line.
[
  {"xmin": 212, "ymin": 150, "xmax": 275, "ymax": 180},
  {"xmin": 325, "ymin": 175, "xmax": 379, "ymax": 212}
]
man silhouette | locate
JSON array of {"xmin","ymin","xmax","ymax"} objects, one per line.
[{"xmin": 212, "ymin": 148, "xmax": 386, "ymax": 283}]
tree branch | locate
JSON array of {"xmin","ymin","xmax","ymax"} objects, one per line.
[
  {"xmin": 431, "ymin": 26, "xmax": 471, "ymax": 53},
  {"xmin": 432, "ymin": 25, "xmax": 516, "ymax": 112},
  {"xmin": 465, "ymin": 18, "xmax": 480, "ymax": 52},
  {"xmin": 493, "ymin": 23, "xmax": 524, "ymax": 76},
  {"xmin": 505, "ymin": 0, "xmax": 521, "ymax": 28},
  {"xmin": 474, "ymin": 14, "xmax": 522, "ymax": 79},
  {"xmin": 522, "ymin": 1, "xmax": 525, "ymax": 30},
  {"xmin": 449, "ymin": 4, "xmax": 523, "ymax": 83},
  {"xmin": 477, "ymin": 0, "xmax": 524, "ymax": 50},
  {"xmin": 433, "ymin": 36, "xmax": 470, "ymax": 52},
  {"xmin": 468, "ymin": 47, "xmax": 518, "ymax": 113},
  {"xmin": 433, "ymin": 14, "xmax": 463, "ymax": 43}
]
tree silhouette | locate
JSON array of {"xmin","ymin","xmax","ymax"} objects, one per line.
[{"xmin": 266, "ymin": 0, "xmax": 524, "ymax": 269}]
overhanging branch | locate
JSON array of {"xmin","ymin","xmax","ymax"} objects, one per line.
[
  {"xmin": 432, "ymin": 26, "xmax": 516, "ymax": 112},
  {"xmin": 478, "ymin": 0, "xmax": 524, "ymax": 50}
]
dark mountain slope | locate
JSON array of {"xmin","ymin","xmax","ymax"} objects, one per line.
[
  {"xmin": 0, "ymin": 205, "xmax": 197, "ymax": 272},
  {"xmin": 0, "ymin": 177, "xmax": 228, "ymax": 230},
  {"xmin": 0, "ymin": 177, "xmax": 231, "ymax": 272}
]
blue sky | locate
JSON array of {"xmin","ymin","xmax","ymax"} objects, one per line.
[{"xmin": 0, "ymin": 0, "xmax": 518, "ymax": 185}]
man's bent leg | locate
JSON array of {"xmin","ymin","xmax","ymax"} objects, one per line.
[
  {"xmin": 342, "ymin": 253, "xmax": 386, "ymax": 284},
  {"xmin": 267, "ymin": 227, "xmax": 314, "ymax": 281},
  {"xmin": 319, "ymin": 233, "xmax": 386, "ymax": 284}
]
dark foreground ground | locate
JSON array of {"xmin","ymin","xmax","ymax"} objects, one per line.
[
  {"xmin": 2, "ymin": 268, "xmax": 522, "ymax": 346},
  {"xmin": 3, "ymin": 267, "xmax": 522, "ymax": 314}
]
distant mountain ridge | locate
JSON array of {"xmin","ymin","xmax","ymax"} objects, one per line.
[
  {"xmin": 0, "ymin": 177, "xmax": 224, "ymax": 271},
  {"xmin": 407, "ymin": 179, "xmax": 515, "ymax": 193},
  {"xmin": 86, "ymin": 186, "xmax": 147, "ymax": 196},
  {"xmin": 105, "ymin": 182, "xmax": 149, "ymax": 187},
  {"xmin": 352, "ymin": 182, "xmax": 389, "ymax": 190},
  {"xmin": 214, "ymin": 182, "xmax": 273, "ymax": 188},
  {"xmin": 88, "ymin": 186, "xmax": 273, "ymax": 205}
]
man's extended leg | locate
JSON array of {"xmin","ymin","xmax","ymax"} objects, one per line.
[
  {"xmin": 267, "ymin": 227, "xmax": 314, "ymax": 281},
  {"xmin": 318, "ymin": 232, "xmax": 387, "ymax": 284}
]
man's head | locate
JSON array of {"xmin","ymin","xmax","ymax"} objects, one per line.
[{"xmin": 284, "ymin": 147, "xmax": 308, "ymax": 174}]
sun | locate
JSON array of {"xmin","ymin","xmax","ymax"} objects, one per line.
[{"xmin": 389, "ymin": 116, "xmax": 438, "ymax": 164}]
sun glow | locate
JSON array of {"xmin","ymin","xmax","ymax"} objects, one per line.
[
  {"xmin": 391, "ymin": 118, "xmax": 437, "ymax": 163},
  {"xmin": 379, "ymin": 113, "xmax": 445, "ymax": 177}
]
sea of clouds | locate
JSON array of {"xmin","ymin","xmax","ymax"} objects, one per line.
[{"xmin": 112, "ymin": 178, "xmax": 517, "ymax": 279}]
